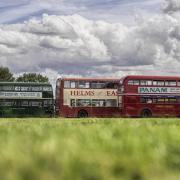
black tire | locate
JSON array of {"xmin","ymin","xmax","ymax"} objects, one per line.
[
  {"xmin": 77, "ymin": 110, "xmax": 88, "ymax": 118},
  {"xmin": 140, "ymin": 109, "xmax": 152, "ymax": 118}
]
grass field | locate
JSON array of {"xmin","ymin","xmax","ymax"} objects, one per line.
[{"xmin": 0, "ymin": 118, "xmax": 180, "ymax": 180}]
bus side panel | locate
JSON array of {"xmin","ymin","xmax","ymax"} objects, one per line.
[
  {"xmin": 123, "ymin": 96, "xmax": 168, "ymax": 117},
  {"xmin": 58, "ymin": 106, "xmax": 120, "ymax": 118},
  {"xmin": 89, "ymin": 107, "xmax": 120, "ymax": 117},
  {"xmin": 123, "ymin": 96, "xmax": 140, "ymax": 117}
]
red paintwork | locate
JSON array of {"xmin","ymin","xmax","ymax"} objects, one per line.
[
  {"xmin": 55, "ymin": 78, "xmax": 121, "ymax": 117},
  {"xmin": 120, "ymin": 75, "xmax": 180, "ymax": 117}
]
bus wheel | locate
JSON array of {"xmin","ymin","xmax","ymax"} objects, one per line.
[
  {"xmin": 77, "ymin": 110, "xmax": 88, "ymax": 118},
  {"xmin": 140, "ymin": 109, "xmax": 152, "ymax": 118}
]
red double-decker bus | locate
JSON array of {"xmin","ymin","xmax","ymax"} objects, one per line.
[
  {"xmin": 55, "ymin": 77, "xmax": 120, "ymax": 117},
  {"xmin": 118, "ymin": 75, "xmax": 180, "ymax": 117}
]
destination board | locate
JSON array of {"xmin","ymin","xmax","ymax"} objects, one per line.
[
  {"xmin": 0, "ymin": 92, "xmax": 42, "ymax": 98},
  {"xmin": 138, "ymin": 87, "xmax": 180, "ymax": 94}
]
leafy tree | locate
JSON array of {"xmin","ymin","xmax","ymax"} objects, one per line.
[
  {"xmin": 16, "ymin": 73, "xmax": 49, "ymax": 83},
  {"xmin": 0, "ymin": 66, "xmax": 15, "ymax": 82}
]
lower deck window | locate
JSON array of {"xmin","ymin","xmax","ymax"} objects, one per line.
[
  {"xmin": 22, "ymin": 101, "xmax": 29, "ymax": 107},
  {"xmin": 106, "ymin": 99, "xmax": 117, "ymax": 107},
  {"xmin": 140, "ymin": 97, "xmax": 178, "ymax": 104},
  {"xmin": 70, "ymin": 99, "xmax": 117, "ymax": 107},
  {"xmin": 43, "ymin": 100, "xmax": 53, "ymax": 107},
  {"xmin": 0, "ymin": 101, "xmax": 15, "ymax": 106},
  {"xmin": 76, "ymin": 99, "xmax": 91, "ymax": 107},
  {"xmin": 30, "ymin": 101, "xmax": 42, "ymax": 107},
  {"xmin": 0, "ymin": 99, "xmax": 52, "ymax": 107},
  {"xmin": 71, "ymin": 99, "xmax": 76, "ymax": 107},
  {"xmin": 92, "ymin": 100, "xmax": 106, "ymax": 107}
]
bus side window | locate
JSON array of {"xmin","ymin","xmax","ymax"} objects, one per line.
[
  {"xmin": 140, "ymin": 80, "xmax": 152, "ymax": 86},
  {"xmin": 106, "ymin": 99, "xmax": 117, "ymax": 107},
  {"xmin": 128, "ymin": 80, "xmax": 133, "ymax": 85},
  {"xmin": 147, "ymin": 81, "xmax": 152, "ymax": 86},
  {"xmin": 128, "ymin": 80, "xmax": 139, "ymax": 85},
  {"xmin": 71, "ymin": 99, "xmax": 76, "ymax": 107},
  {"xmin": 105, "ymin": 82, "xmax": 118, "ymax": 89},
  {"xmin": 92, "ymin": 100, "xmax": 106, "ymax": 107},
  {"xmin": 140, "ymin": 80, "xmax": 146, "ymax": 85},
  {"xmin": 140, "ymin": 97, "xmax": 146, "ymax": 103},
  {"xmin": 146, "ymin": 98, "xmax": 152, "ymax": 103},
  {"xmin": 76, "ymin": 99, "xmax": 91, "ymax": 107},
  {"xmin": 133, "ymin": 80, "xmax": 139, "ymax": 85},
  {"xmin": 43, "ymin": 86, "xmax": 52, "ymax": 91},
  {"xmin": 21, "ymin": 86, "xmax": 31, "ymax": 91},
  {"xmin": 140, "ymin": 97, "xmax": 152, "ymax": 103},
  {"xmin": 2, "ymin": 86, "xmax": 14, "ymax": 91},
  {"xmin": 78, "ymin": 81, "xmax": 90, "ymax": 89},
  {"xmin": 21, "ymin": 101, "xmax": 29, "ymax": 107},
  {"xmin": 165, "ymin": 81, "xmax": 176, "ymax": 86},
  {"xmin": 15, "ymin": 86, "xmax": 21, "ymax": 91},
  {"xmin": 153, "ymin": 81, "xmax": 164, "ymax": 86},
  {"xmin": 168, "ymin": 98, "xmax": 177, "ymax": 103},
  {"xmin": 157, "ymin": 98, "xmax": 164, "ymax": 103},
  {"xmin": 91, "ymin": 82, "xmax": 105, "ymax": 89},
  {"xmin": 70, "ymin": 81, "xmax": 76, "ymax": 88},
  {"xmin": 64, "ymin": 81, "xmax": 70, "ymax": 88}
]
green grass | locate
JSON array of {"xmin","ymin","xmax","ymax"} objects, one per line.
[{"xmin": 0, "ymin": 118, "xmax": 180, "ymax": 180}]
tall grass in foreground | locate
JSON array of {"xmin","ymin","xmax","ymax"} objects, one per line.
[{"xmin": 0, "ymin": 118, "xmax": 180, "ymax": 180}]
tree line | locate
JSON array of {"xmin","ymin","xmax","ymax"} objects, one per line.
[{"xmin": 0, "ymin": 66, "xmax": 49, "ymax": 83}]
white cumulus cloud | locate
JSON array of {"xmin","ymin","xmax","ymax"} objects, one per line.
[{"xmin": 0, "ymin": 2, "xmax": 180, "ymax": 81}]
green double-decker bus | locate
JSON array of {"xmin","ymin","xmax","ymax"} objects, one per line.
[{"xmin": 0, "ymin": 82, "xmax": 54, "ymax": 117}]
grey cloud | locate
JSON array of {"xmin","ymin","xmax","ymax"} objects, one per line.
[{"xmin": 163, "ymin": 0, "xmax": 180, "ymax": 13}]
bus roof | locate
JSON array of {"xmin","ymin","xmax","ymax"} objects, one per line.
[
  {"xmin": 0, "ymin": 82, "xmax": 51, "ymax": 86},
  {"xmin": 58, "ymin": 77, "xmax": 119, "ymax": 82},
  {"xmin": 122, "ymin": 75, "xmax": 180, "ymax": 81}
]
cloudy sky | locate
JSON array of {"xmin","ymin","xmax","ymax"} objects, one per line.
[{"xmin": 0, "ymin": 0, "xmax": 180, "ymax": 83}]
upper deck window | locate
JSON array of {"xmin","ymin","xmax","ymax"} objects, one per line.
[
  {"xmin": 128, "ymin": 80, "xmax": 133, "ymax": 85},
  {"xmin": 165, "ymin": 81, "xmax": 176, "ymax": 86},
  {"xmin": 64, "ymin": 81, "xmax": 70, "ymax": 88},
  {"xmin": 0, "ymin": 85, "xmax": 52, "ymax": 92},
  {"xmin": 21, "ymin": 86, "xmax": 32, "ymax": 91},
  {"xmin": 14, "ymin": 86, "xmax": 21, "ymax": 91},
  {"xmin": 140, "ymin": 80, "xmax": 146, "ymax": 86},
  {"xmin": 0, "ymin": 86, "xmax": 14, "ymax": 91},
  {"xmin": 128, "ymin": 80, "xmax": 139, "ymax": 85},
  {"xmin": 43, "ymin": 86, "xmax": 52, "ymax": 91},
  {"xmin": 133, "ymin": 80, "xmax": 139, "ymax": 85},
  {"xmin": 91, "ymin": 82, "xmax": 105, "ymax": 89},
  {"xmin": 32, "ymin": 86, "xmax": 43, "ymax": 91},
  {"xmin": 105, "ymin": 82, "xmax": 118, "ymax": 89},
  {"xmin": 78, "ymin": 81, "xmax": 90, "ymax": 89},
  {"xmin": 140, "ymin": 80, "xmax": 152, "ymax": 86},
  {"xmin": 64, "ymin": 81, "xmax": 77, "ymax": 88},
  {"xmin": 153, "ymin": 81, "xmax": 164, "ymax": 86},
  {"xmin": 70, "ymin": 81, "xmax": 76, "ymax": 88}
]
